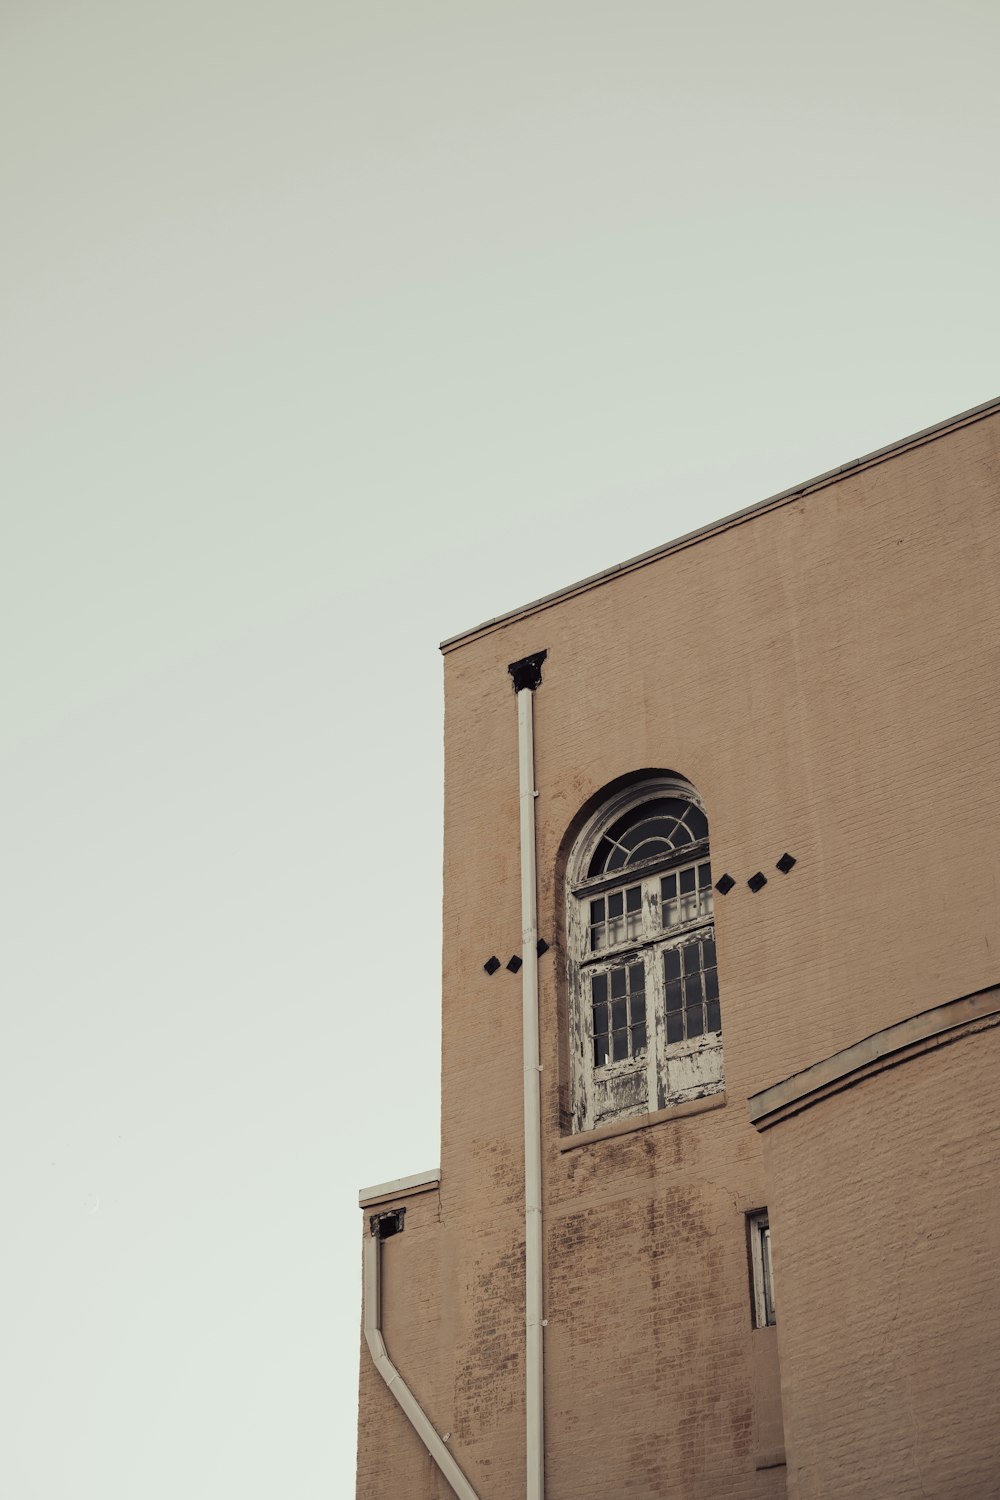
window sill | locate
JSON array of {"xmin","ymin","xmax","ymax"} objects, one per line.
[
  {"xmin": 755, "ymin": 1453, "xmax": 786, "ymax": 1472},
  {"xmin": 559, "ymin": 1090, "xmax": 726, "ymax": 1152}
]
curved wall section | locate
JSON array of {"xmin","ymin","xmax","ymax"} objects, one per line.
[{"xmin": 750, "ymin": 996, "xmax": 1000, "ymax": 1500}]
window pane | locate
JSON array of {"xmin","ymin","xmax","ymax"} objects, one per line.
[
  {"xmin": 660, "ymin": 873, "xmax": 678, "ymax": 929},
  {"xmin": 624, "ymin": 816, "xmax": 675, "ymax": 848},
  {"xmin": 631, "ymin": 1022, "xmax": 647, "ymax": 1054},
  {"xmin": 666, "ymin": 1011, "xmax": 684, "ymax": 1044},
  {"xmin": 612, "ymin": 998, "xmax": 628, "ymax": 1030},
  {"xmin": 589, "ymin": 897, "xmax": 605, "ymax": 952},
  {"xmin": 588, "ymin": 838, "xmax": 613, "ymax": 877},
  {"xmin": 592, "ymin": 999, "xmax": 608, "ymax": 1033},
  {"xmin": 704, "ymin": 964, "xmax": 719, "ymax": 1003},
  {"xmin": 628, "ymin": 960, "xmax": 644, "ymax": 992},
  {"xmin": 686, "ymin": 1005, "xmax": 705, "ymax": 1039},
  {"xmin": 594, "ymin": 1032, "xmax": 609, "ymax": 1067},
  {"xmin": 665, "ymin": 980, "xmax": 682, "ymax": 1012},
  {"xmin": 612, "ymin": 1028, "xmax": 629, "ymax": 1061},
  {"xmin": 608, "ymin": 891, "xmax": 624, "ymax": 917},
  {"xmin": 626, "ymin": 885, "xmax": 642, "ymax": 912},
  {"xmin": 707, "ymin": 998, "xmax": 721, "ymax": 1033},
  {"xmin": 702, "ymin": 936, "xmax": 716, "ymax": 969},
  {"xmin": 698, "ymin": 862, "xmax": 712, "ymax": 888},
  {"xmin": 682, "ymin": 946, "xmax": 703, "ymax": 1004},
  {"xmin": 685, "ymin": 806, "xmax": 709, "ymax": 841},
  {"xmin": 610, "ymin": 968, "xmax": 626, "ymax": 998},
  {"xmin": 631, "ymin": 992, "xmax": 646, "ymax": 1024},
  {"xmin": 591, "ymin": 973, "xmax": 608, "ymax": 1004},
  {"xmin": 680, "ymin": 867, "xmax": 696, "ymax": 894},
  {"xmin": 664, "ymin": 948, "xmax": 680, "ymax": 981}
]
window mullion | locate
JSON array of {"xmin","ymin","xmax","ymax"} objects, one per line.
[{"xmin": 647, "ymin": 933, "xmax": 667, "ymax": 1112}]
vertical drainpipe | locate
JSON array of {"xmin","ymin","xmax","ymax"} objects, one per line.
[{"xmin": 508, "ymin": 650, "xmax": 547, "ymax": 1500}]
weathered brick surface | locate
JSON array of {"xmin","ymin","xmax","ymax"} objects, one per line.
[{"xmin": 357, "ymin": 407, "xmax": 1000, "ymax": 1498}]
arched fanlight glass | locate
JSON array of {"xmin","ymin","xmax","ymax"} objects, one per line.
[{"xmin": 587, "ymin": 796, "xmax": 709, "ymax": 878}]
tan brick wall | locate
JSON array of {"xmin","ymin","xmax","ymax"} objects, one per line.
[
  {"xmin": 357, "ymin": 407, "xmax": 1000, "ymax": 1497},
  {"xmin": 762, "ymin": 1022, "xmax": 1000, "ymax": 1500}
]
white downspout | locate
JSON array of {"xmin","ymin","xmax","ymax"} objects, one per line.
[
  {"xmin": 363, "ymin": 1223, "xmax": 482, "ymax": 1500},
  {"xmin": 511, "ymin": 652, "xmax": 546, "ymax": 1500}
]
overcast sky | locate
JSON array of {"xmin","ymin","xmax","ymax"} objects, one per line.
[{"xmin": 3, "ymin": 2, "xmax": 998, "ymax": 1495}]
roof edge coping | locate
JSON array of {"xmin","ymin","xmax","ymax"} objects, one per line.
[
  {"xmin": 358, "ymin": 1167, "xmax": 441, "ymax": 1208},
  {"xmin": 440, "ymin": 393, "xmax": 1000, "ymax": 653}
]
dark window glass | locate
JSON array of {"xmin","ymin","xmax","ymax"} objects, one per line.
[
  {"xmin": 612, "ymin": 998, "xmax": 628, "ymax": 1030},
  {"xmin": 685, "ymin": 806, "xmax": 709, "ymax": 841},
  {"xmin": 664, "ymin": 948, "xmax": 680, "ymax": 981},
  {"xmin": 704, "ymin": 965, "xmax": 719, "ymax": 1003},
  {"xmin": 594, "ymin": 1032, "xmax": 609, "ymax": 1067},
  {"xmin": 627, "ymin": 837, "xmax": 674, "ymax": 864},
  {"xmin": 591, "ymin": 973, "xmax": 608, "ymax": 1004},
  {"xmin": 632, "ymin": 1022, "xmax": 647, "ymax": 1053},
  {"xmin": 626, "ymin": 885, "xmax": 642, "ymax": 913},
  {"xmin": 680, "ymin": 866, "xmax": 696, "ymax": 894},
  {"xmin": 631, "ymin": 992, "xmax": 646, "ymax": 1025},
  {"xmin": 666, "ymin": 1011, "xmax": 684, "ymax": 1044},
  {"xmin": 707, "ymin": 998, "xmax": 722, "ymax": 1033},
  {"xmin": 686, "ymin": 1005, "xmax": 705, "ymax": 1039},
  {"xmin": 612, "ymin": 1028, "xmax": 629, "ymax": 1062},
  {"xmin": 682, "ymin": 941, "xmax": 700, "ymax": 973},
  {"xmin": 608, "ymin": 891, "xmax": 624, "ymax": 918},
  {"xmin": 624, "ymin": 816, "xmax": 674, "ymax": 847},
  {"xmin": 610, "ymin": 968, "xmax": 626, "ymax": 999},
  {"xmin": 682, "ymin": 947, "xmax": 703, "ymax": 1004}
]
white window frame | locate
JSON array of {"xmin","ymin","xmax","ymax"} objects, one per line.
[
  {"xmin": 749, "ymin": 1210, "xmax": 776, "ymax": 1328},
  {"xmin": 567, "ymin": 777, "xmax": 724, "ymax": 1133}
]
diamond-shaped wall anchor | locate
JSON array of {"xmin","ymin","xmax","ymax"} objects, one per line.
[
  {"xmin": 507, "ymin": 955, "xmax": 523, "ymax": 974},
  {"xmin": 537, "ymin": 938, "xmax": 550, "ymax": 957},
  {"xmin": 483, "ymin": 956, "xmax": 501, "ymax": 975},
  {"xmin": 715, "ymin": 873, "xmax": 736, "ymax": 895},
  {"xmin": 747, "ymin": 871, "xmax": 768, "ymax": 893},
  {"xmin": 776, "ymin": 852, "xmax": 797, "ymax": 874}
]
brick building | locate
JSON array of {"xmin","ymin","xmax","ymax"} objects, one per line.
[{"xmin": 356, "ymin": 398, "xmax": 1000, "ymax": 1499}]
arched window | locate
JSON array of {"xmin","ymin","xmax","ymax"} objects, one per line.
[{"xmin": 567, "ymin": 777, "xmax": 723, "ymax": 1132}]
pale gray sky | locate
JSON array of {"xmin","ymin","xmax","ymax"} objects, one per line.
[{"xmin": 2, "ymin": 2, "xmax": 998, "ymax": 1494}]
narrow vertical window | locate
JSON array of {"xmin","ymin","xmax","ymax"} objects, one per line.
[{"xmin": 749, "ymin": 1210, "xmax": 776, "ymax": 1327}]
